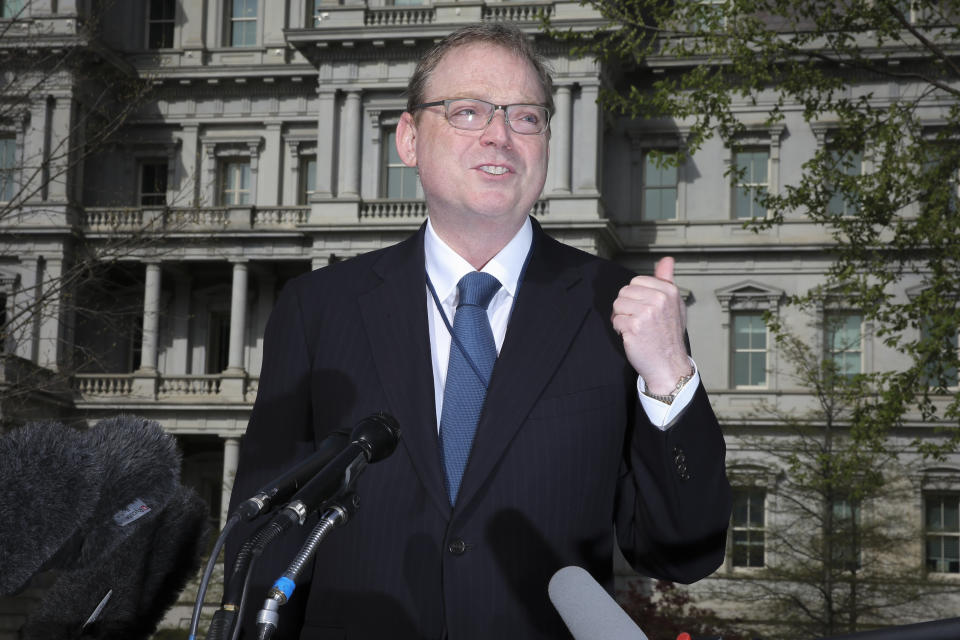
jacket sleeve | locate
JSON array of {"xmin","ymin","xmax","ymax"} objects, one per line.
[{"xmin": 614, "ymin": 381, "xmax": 732, "ymax": 584}]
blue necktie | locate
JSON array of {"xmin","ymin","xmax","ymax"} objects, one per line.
[{"xmin": 440, "ymin": 271, "xmax": 501, "ymax": 505}]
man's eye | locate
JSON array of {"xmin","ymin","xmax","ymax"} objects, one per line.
[
  {"xmin": 512, "ymin": 109, "xmax": 541, "ymax": 124},
  {"xmin": 451, "ymin": 107, "xmax": 479, "ymax": 117}
]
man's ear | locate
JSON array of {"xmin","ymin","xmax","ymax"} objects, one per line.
[{"xmin": 395, "ymin": 111, "xmax": 418, "ymax": 168}]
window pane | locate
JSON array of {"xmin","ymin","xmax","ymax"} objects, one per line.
[
  {"xmin": 641, "ymin": 151, "xmax": 677, "ymax": 221},
  {"xmin": 0, "ymin": 137, "xmax": 15, "ymax": 202},
  {"xmin": 733, "ymin": 313, "xmax": 766, "ymax": 387},
  {"xmin": 2, "ymin": 0, "xmax": 25, "ymax": 18},
  {"xmin": 140, "ymin": 161, "xmax": 168, "ymax": 206},
  {"xmin": 387, "ymin": 167, "xmax": 404, "ymax": 199},
  {"xmin": 749, "ymin": 492, "xmax": 764, "ymax": 526},
  {"xmin": 221, "ymin": 160, "xmax": 251, "ymax": 205},
  {"xmin": 946, "ymin": 499, "xmax": 960, "ymax": 530},
  {"xmin": 403, "ymin": 167, "xmax": 419, "ymax": 199},
  {"xmin": 928, "ymin": 497, "xmax": 945, "ymax": 530},
  {"xmin": 150, "ymin": 0, "xmax": 175, "ymax": 20},
  {"xmin": 234, "ymin": 0, "xmax": 257, "ymax": 18},
  {"xmin": 733, "ymin": 491, "xmax": 749, "ymax": 525},
  {"xmin": 826, "ymin": 312, "xmax": 862, "ymax": 375},
  {"xmin": 946, "ymin": 537, "xmax": 959, "ymax": 566},
  {"xmin": 750, "ymin": 353, "xmax": 765, "ymax": 386},
  {"xmin": 732, "ymin": 488, "xmax": 765, "ymax": 567}
]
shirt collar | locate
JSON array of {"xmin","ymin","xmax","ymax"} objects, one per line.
[{"xmin": 424, "ymin": 217, "xmax": 533, "ymax": 305}]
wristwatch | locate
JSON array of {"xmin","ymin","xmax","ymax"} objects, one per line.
[{"xmin": 642, "ymin": 371, "xmax": 693, "ymax": 405}]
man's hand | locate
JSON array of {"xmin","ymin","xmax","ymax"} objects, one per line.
[{"xmin": 611, "ymin": 257, "xmax": 692, "ymax": 395}]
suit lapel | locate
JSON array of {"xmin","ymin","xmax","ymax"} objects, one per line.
[
  {"xmin": 358, "ymin": 228, "xmax": 451, "ymax": 517},
  {"xmin": 455, "ymin": 226, "xmax": 592, "ymax": 512}
]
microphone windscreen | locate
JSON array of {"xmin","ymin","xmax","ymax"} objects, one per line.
[
  {"xmin": 0, "ymin": 421, "xmax": 102, "ymax": 595},
  {"xmin": 1, "ymin": 416, "xmax": 210, "ymax": 640},
  {"xmin": 548, "ymin": 566, "xmax": 649, "ymax": 640}
]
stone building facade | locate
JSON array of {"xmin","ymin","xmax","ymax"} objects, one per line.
[{"xmin": 0, "ymin": 0, "xmax": 957, "ymax": 633}]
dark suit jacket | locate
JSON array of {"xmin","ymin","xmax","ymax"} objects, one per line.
[{"xmin": 227, "ymin": 219, "xmax": 731, "ymax": 640}]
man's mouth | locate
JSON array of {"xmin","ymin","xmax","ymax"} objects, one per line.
[{"xmin": 479, "ymin": 165, "xmax": 509, "ymax": 175}]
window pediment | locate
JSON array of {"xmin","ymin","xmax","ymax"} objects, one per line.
[{"xmin": 715, "ymin": 280, "xmax": 784, "ymax": 312}]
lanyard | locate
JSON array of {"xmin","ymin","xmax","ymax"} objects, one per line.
[{"xmin": 426, "ymin": 242, "xmax": 534, "ymax": 386}]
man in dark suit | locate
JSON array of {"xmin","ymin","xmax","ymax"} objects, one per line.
[{"xmin": 227, "ymin": 23, "xmax": 731, "ymax": 640}]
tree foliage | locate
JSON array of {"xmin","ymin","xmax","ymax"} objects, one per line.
[
  {"xmin": 551, "ymin": 0, "xmax": 960, "ymax": 440},
  {"xmin": 0, "ymin": 3, "xmax": 158, "ymax": 423},
  {"xmin": 715, "ymin": 313, "xmax": 959, "ymax": 638}
]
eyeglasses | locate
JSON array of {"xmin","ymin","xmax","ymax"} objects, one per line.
[{"xmin": 411, "ymin": 98, "xmax": 551, "ymax": 135}]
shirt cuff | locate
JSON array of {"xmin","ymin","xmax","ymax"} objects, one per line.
[{"xmin": 636, "ymin": 358, "xmax": 700, "ymax": 431}]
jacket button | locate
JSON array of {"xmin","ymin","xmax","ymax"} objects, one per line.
[{"xmin": 448, "ymin": 539, "xmax": 467, "ymax": 556}]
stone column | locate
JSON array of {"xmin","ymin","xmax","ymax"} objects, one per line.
[
  {"xmin": 338, "ymin": 90, "xmax": 362, "ymax": 198},
  {"xmin": 221, "ymin": 437, "xmax": 241, "ymax": 529},
  {"xmin": 13, "ymin": 258, "xmax": 41, "ymax": 363},
  {"xmin": 139, "ymin": 262, "xmax": 162, "ymax": 372},
  {"xmin": 132, "ymin": 262, "xmax": 161, "ymax": 399},
  {"xmin": 226, "ymin": 261, "xmax": 248, "ymax": 374},
  {"xmin": 176, "ymin": 124, "xmax": 200, "ymax": 207},
  {"xmin": 37, "ymin": 257, "xmax": 64, "ymax": 370},
  {"xmin": 573, "ymin": 83, "xmax": 601, "ymax": 194},
  {"xmin": 314, "ymin": 88, "xmax": 337, "ymax": 198},
  {"xmin": 170, "ymin": 275, "xmax": 192, "ymax": 374},
  {"xmin": 285, "ymin": 140, "xmax": 301, "ymax": 206},
  {"xmin": 550, "ymin": 85, "xmax": 572, "ymax": 194}
]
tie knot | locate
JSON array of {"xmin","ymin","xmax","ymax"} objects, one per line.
[{"xmin": 457, "ymin": 272, "xmax": 501, "ymax": 309}]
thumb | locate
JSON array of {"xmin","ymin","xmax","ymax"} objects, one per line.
[{"xmin": 654, "ymin": 256, "xmax": 675, "ymax": 283}]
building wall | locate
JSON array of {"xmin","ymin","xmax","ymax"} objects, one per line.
[{"xmin": 1, "ymin": 0, "xmax": 958, "ymax": 634}]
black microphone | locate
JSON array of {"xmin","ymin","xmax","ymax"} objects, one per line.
[
  {"xmin": 276, "ymin": 412, "xmax": 400, "ymax": 523},
  {"xmin": 548, "ymin": 566, "xmax": 649, "ymax": 640},
  {"xmin": 232, "ymin": 426, "xmax": 351, "ymax": 520},
  {"xmin": 211, "ymin": 413, "xmax": 401, "ymax": 640},
  {"xmin": 0, "ymin": 416, "xmax": 208, "ymax": 640}
]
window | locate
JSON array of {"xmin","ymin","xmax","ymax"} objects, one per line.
[
  {"xmin": 220, "ymin": 159, "xmax": 251, "ymax": 205},
  {"xmin": 206, "ymin": 310, "xmax": 230, "ymax": 374},
  {"xmin": 299, "ymin": 155, "xmax": 316, "ymax": 205},
  {"xmin": 926, "ymin": 494, "xmax": 960, "ymax": 573},
  {"xmin": 921, "ymin": 318, "xmax": 959, "ymax": 389},
  {"xmin": 732, "ymin": 488, "xmax": 765, "ymax": 567},
  {"xmin": 686, "ymin": 0, "xmax": 728, "ymax": 32},
  {"xmin": 228, "ymin": 0, "xmax": 257, "ymax": 47},
  {"xmin": 831, "ymin": 499, "xmax": 862, "ymax": 570},
  {"xmin": 139, "ymin": 161, "xmax": 168, "ymax": 206},
  {"xmin": 733, "ymin": 149, "xmax": 768, "ymax": 219},
  {"xmin": 825, "ymin": 312, "xmax": 862, "ymax": 377},
  {"xmin": 732, "ymin": 312, "xmax": 767, "ymax": 387},
  {"xmin": 147, "ymin": 0, "xmax": 176, "ymax": 49},
  {"xmin": 0, "ymin": 136, "xmax": 15, "ymax": 202},
  {"xmin": 1, "ymin": 0, "xmax": 25, "ymax": 18},
  {"xmin": 385, "ymin": 129, "xmax": 418, "ymax": 199},
  {"xmin": 641, "ymin": 151, "xmax": 678, "ymax": 221},
  {"xmin": 826, "ymin": 148, "xmax": 862, "ymax": 217}
]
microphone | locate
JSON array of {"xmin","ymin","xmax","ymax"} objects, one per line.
[
  {"xmin": 275, "ymin": 412, "xmax": 400, "ymax": 523},
  {"xmin": 250, "ymin": 414, "xmax": 400, "ymax": 640},
  {"xmin": 548, "ymin": 566, "xmax": 649, "ymax": 640},
  {"xmin": 232, "ymin": 426, "xmax": 351, "ymax": 520},
  {"xmin": 211, "ymin": 413, "xmax": 401, "ymax": 640},
  {"xmin": 0, "ymin": 416, "xmax": 208, "ymax": 640}
]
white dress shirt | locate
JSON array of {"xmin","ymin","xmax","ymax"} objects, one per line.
[{"xmin": 424, "ymin": 217, "xmax": 699, "ymax": 431}]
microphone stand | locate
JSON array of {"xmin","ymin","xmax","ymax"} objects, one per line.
[{"xmin": 254, "ymin": 492, "xmax": 361, "ymax": 640}]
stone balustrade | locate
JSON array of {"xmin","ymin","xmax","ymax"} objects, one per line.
[{"xmin": 73, "ymin": 373, "xmax": 259, "ymax": 404}]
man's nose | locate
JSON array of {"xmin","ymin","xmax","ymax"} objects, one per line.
[{"xmin": 480, "ymin": 108, "xmax": 512, "ymax": 146}]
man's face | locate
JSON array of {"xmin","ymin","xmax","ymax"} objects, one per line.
[{"xmin": 396, "ymin": 42, "xmax": 550, "ymax": 237}]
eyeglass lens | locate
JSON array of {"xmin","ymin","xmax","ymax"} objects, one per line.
[{"xmin": 445, "ymin": 99, "xmax": 548, "ymax": 135}]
